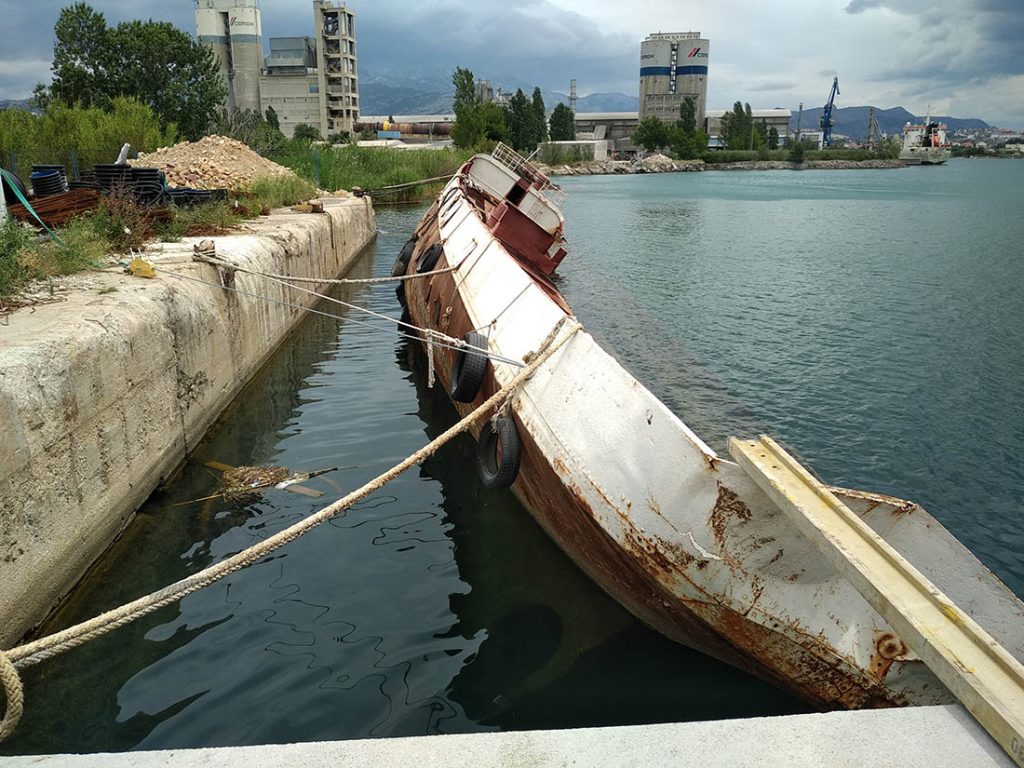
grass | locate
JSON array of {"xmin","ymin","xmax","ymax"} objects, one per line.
[
  {"xmin": 271, "ymin": 143, "xmax": 472, "ymax": 203},
  {"xmin": 1, "ymin": 173, "xmax": 319, "ymax": 298}
]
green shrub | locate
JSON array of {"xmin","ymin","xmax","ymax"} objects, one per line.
[
  {"xmin": 0, "ymin": 98, "xmax": 176, "ymax": 180},
  {"xmin": 246, "ymin": 175, "xmax": 317, "ymax": 209},
  {"xmin": 536, "ymin": 142, "xmax": 594, "ymax": 166},
  {"xmin": 0, "ymin": 218, "xmax": 30, "ymax": 296},
  {"xmin": 272, "ymin": 142, "xmax": 471, "ymax": 202}
]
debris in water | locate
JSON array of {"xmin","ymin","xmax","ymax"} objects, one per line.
[{"xmin": 221, "ymin": 465, "xmax": 291, "ymax": 501}]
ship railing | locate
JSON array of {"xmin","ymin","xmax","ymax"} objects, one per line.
[{"xmin": 491, "ymin": 142, "xmax": 567, "ymax": 208}]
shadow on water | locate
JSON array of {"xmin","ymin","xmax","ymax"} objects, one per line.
[{"xmin": 3, "ymin": 208, "xmax": 807, "ymax": 756}]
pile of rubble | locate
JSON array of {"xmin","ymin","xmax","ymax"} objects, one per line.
[{"xmin": 130, "ymin": 135, "xmax": 296, "ymax": 190}]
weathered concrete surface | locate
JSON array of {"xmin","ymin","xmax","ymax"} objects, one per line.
[
  {"xmin": 0, "ymin": 197, "xmax": 376, "ymax": 648},
  {"xmin": 0, "ymin": 705, "xmax": 1012, "ymax": 767}
]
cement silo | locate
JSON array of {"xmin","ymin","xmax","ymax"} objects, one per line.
[
  {"xmin": 195, "ymin": 0, "xmax": 264, "ymax": 113},
  {"xmin": 639, "ymin": 32, "xmax": 709, "ymax": 129}
]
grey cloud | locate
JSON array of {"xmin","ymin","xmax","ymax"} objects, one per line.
[
  {"xmin": 749, "ymin": 81, "xmax": 796, "ymax": 92},
  {"xmin": 844, "ymin": 0, "xmax": 884, "ymax": 13}
]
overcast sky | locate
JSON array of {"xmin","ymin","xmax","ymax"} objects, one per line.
[{"xmin": 1, "ymin": 0, "xmax": 1021, "ymax": 127}]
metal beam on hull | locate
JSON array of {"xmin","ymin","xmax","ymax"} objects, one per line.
[{"xmin": 729, "ymin": 435, "xmax": 1024, "ymax": 768}]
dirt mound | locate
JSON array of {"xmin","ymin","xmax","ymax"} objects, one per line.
[{"xmin": 131, "ymin": 135, "xmax": 295, "ymax": 190}]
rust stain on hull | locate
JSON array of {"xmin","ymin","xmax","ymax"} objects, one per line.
[{"xmin": 402, "ymin": 196, "xmax": 911, "ymax": 712}]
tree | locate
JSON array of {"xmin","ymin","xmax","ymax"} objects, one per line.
[
  {"xmin": 451, "ymin": 66, "xmax": 488, "ymax": 148},
  {"xmin": 768, "ymin": 126, "xmax": 779, "ymax": 150},
  {"xmin": 632, "ymin": 115, "xmax": 669, "ymax": 152},
  {"xmin": 529, "ymin": 87, "xmax": 548, "ymax": 147},
  {"xmin": 265, "ymin": 106, "xmax": 280, "ymax": 131},
  {"xmin": 679, "ymin": 95, "xmax": 697, "ymax": 136},
  {"xmin": 214, "ymin": 108, "xmax": 285, "ymax": 154},
  {"xmin": 549, "ymin": 103, "xmax": 575, "ymax": 141},
  {"xmin": 293, "ymin": 123, "xmax": 322, "ymax": 141},
  {"xmin": 504, "ymin": 88, "xmax": 531, "ymax": 151},
  {"xmin": 29, "ymin": 83, "xmax": 52, "ymax": 111},
  {"xmin": 789, "ymin": 141, "xmax": 806, "ymax": 163},
  {"xmin": 48, "ymin": 3, "xmax": 225, "ymax": 139},
  {"xmin": 50, "ymin": 3, "xmax": 110, "ymax": 108},
  {"xmin": 668, "ymin": 95, "xmax": 707, "ymax": 159},
  {"xmin": 756, "ymin": 119, "xmax": 769, "ymax": 148},
  {"xmin": 719, "ymin": 101, "xmax": 757, "ymax": 150}
]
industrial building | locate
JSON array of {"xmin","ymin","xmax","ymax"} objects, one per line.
[
  {"xmin": 196, "ymin": 0, "xmax": 359, "ymax": 138},
  {"xmin": 639, "ymin": 32, "xmax": 709, "ymax": 129},
  {"xmin": 195, "ymin": 0, "xmax": 264, "ymax": 114},
  {"xmin": 704, "ymin": 109, "xmax": 792, "ymax": 145}
]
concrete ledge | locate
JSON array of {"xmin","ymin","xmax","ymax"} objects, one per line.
[
  {"xmin": 0, "ymin": 197, "xmax": 376, "ymax": 647},
  {"xmin": 1, "ymin": 705, "xmax": 1012, "ymax": 767}
]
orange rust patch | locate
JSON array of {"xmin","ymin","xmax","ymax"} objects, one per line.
[{"xmin": 868, "ymin": 632, "xmax": 908, "ymax": 681}]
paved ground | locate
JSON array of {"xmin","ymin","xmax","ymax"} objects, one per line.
[{"xmin": 0, "ymin": 704, "xmax": 1013, "ymax": 767}]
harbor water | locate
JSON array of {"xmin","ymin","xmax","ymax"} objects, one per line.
[{"xmin": 3, "ymin": 158, "xmax": 1021, "ymax": 754}]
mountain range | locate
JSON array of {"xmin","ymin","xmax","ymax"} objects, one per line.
[{"xmin": 793, "ymin": 105, "xmax": 990, "ymax": 140}]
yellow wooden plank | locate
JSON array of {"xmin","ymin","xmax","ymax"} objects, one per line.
[{"xmin": 729, "ymin": 435, "xmax": 1024, "ymax": 768}]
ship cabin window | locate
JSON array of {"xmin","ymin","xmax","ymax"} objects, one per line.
[{"xmin": 506, "ymin": 179, "xmax": 530, "ymax": 206}]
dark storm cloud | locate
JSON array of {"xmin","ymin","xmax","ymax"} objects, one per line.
[{"xmin": 843, "ymin": 0, "xmax": 1024, "ymax": 83}]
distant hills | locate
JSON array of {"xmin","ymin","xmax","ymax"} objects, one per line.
[
  {"xmin": 0, "ymin": 99, "xmax": 32, "ymax": 111},
  {"xmin": 792, "ymin": 105, "xmax": 989, "ymax": 140},
  {"xmin": 358, "ymin": 76, "xmax": 992, "ymax": 136},
  {"xmin": 358, "ymin": 67, "xmax": 640, "ymax": 116}
]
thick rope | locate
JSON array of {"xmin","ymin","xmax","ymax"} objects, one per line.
[
  {"xmin": 194, "ymin": 251, "xmax": 458, "ymax": 285},
  {"xmin": 0, "ymin": 652, "xmax": 24, "ymax": 743},
  {"xmin": 4, "ymin": 317, "xmax": 578, "ymax": 677},
  {"xmin": 159, "ymin": 269, "xmax": 526, "ymax": 369}
]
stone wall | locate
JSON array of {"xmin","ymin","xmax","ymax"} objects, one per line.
[{"xmin": 0, "ymin": 197, "xmax": 376, "ymax": 647}]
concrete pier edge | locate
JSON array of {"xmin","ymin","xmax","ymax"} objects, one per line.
[
  {"xmin": 0, "ymin": 196, "xmax": 376, "ymax": 648},
  {"xmin": 0, "ymin": 705, "xmax": 1013, "ymax": 767}
]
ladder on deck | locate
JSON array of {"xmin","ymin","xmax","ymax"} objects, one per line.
[{"xmin": 730, "ymin": 435, "xmax": 1024, "ymax": 768}]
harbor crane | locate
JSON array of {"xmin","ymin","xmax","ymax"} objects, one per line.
[{"xmin": 820, "ymin": 76, "xmax": 840, "ymax": 148}]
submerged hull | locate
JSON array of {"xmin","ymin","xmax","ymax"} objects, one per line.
[
  {"xmin": 397, "ymin": 151, "xmax": 1024, "ymax": 709},
  {"xmin": 900, "ymin": 146, "xmax": 951, "ymax": 165}
]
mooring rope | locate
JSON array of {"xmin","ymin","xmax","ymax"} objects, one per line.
[
  {"xmin": 0, "ymin": 653, "xmax": 23, "ymax": 743},
  {"xmin": 158, "ymin": 269, "xmax": 526, "ymax": 369},
  {"xmin": 353, "ymin": 173, "xmax": 456, "ymax": 198},
  {"xmin": 0, "ymin": 317, "xmax": 579, "ymax": 742}
]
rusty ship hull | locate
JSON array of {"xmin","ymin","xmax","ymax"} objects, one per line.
[{"xmin": 395, "ymin": 147, "xmax": 1024, "ymax": 709}]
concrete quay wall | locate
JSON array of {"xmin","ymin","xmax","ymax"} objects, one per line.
[{"xmin": 0, "ymin": 197, "xmax": 376, "ymax": 648}]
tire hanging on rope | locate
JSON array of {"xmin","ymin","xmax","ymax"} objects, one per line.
[
  {"xmin": 450, "ymin": 331, "xmax": 488, "ymax": 403},
  {"xmin": 416, "ymin": 243, "xmax": 443, "ymax": 274},
  {"xmin": 477, "ymin": 412, "xmax": 522, "ymax": 489},
  {"xmin": 391, "ymin": 235, "xmax": 418, "ymax": 278}
]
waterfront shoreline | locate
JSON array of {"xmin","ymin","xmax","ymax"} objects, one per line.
[{"xmin": 544, "ymin": 156, "xmax": 907, "ymax": 176}]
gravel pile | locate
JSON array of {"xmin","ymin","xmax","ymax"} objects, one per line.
[{"xmin": 131, "ymin": 135, "xmax": 296, "ymax": 190}]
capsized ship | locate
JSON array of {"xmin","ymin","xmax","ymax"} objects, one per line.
[
  {"xmin": 392, "ymin": 144, "xmax": 1023, "ymax": 714},
  {"xmin": 900, "ymin": 118, "xmax": 952, "ymax": 164}
]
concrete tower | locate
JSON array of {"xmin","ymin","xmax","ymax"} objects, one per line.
[
  {"xmin": 313, "ymin": 0, "xmax": 359, "ymax": 137},
  {"xmin": 195, "ymin": 0, "xmax": 264, "ymax": 113},
  {"xmin": 638, "ymin": 32, "xmax": 709, "ymax": 128}
]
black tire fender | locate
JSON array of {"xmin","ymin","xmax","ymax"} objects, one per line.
[
  {"xmin": 391, "ymin": 235, "xmax": 418, "ymax": 277},
  {"xmin": 416, "ymin": 243, "xmax": 443, "ymax": 273},
  {"xmin": 450, "ymin": 331, "xmax": 488, "ymax": 402},
  {"xmin": 477, "ymin": 413, "xmax": 522, "ymax": 489}
]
